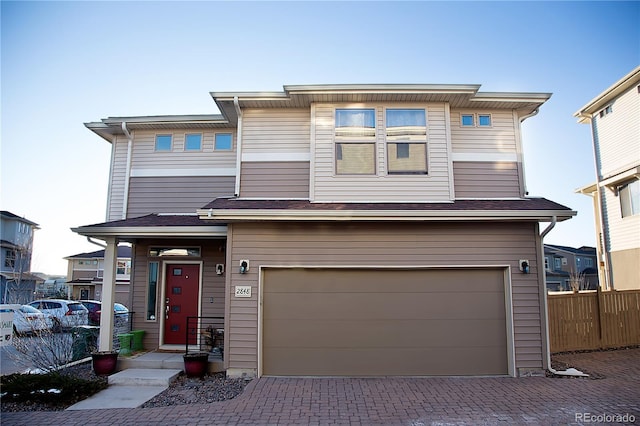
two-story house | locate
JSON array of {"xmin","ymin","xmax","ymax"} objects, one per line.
[
  {"xmin": 544, "ymin": 244, "xmax": 598, "ymax": 291},
  {"xmin": 73, "ymin": 84, "xmax": 575, "ymax": 378},
  {"xmin": 64, "ymin": 245, "xmax": 132, "ymax": 304},
  {"xmin": 1, "ymin": 211, "xmax": 41, "ymax": 304},
  {"xmin": 576, "ymin": 66, "xmax": 640, "ymax": 291}
]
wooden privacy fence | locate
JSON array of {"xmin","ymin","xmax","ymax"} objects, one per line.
[{"xmin": 548, "ymin": 289, "xmax": 640, "ymax": 353}]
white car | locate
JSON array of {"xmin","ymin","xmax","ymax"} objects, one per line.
[
  {"xmin": 28, "ymin": 299, "xmax": 88, "ymax": 331},
  {"xmin": 1, "ymin": 304, "xmax": 53, "ymax": 335}
]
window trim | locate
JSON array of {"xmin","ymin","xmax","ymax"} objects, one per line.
[
  {"xmin": 334, "ymin": 108, "xmax": 377, "ymax": 175},
  {"xmin": 460, "ymin": 113, "xmax": 492, "ymax": 127},
  {"xmin": 155, "ymin": 134, "xmax": 173, "ymax": 152},
  {"xmin": 185, "ymin": 133, "xmax": 203, "ymax": 151},
  {"xmin": 461, "ymin": 114, "xmax": 475, "ymax": 127},
  {"xmin": 385, "ymin": 108, "xmax": 428, "ymax": 175}
]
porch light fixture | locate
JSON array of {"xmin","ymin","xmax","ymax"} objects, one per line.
[
  {"xmin": 519, "ymin": 260, "xmax": 530, "ymax": 274},
  {"xmin": 239, "ymin": 260, "xmax": 249, "ymax": 274},
  {"xmin": 216, "ymin": 264, "xmax": 224, "ymax": 275}
]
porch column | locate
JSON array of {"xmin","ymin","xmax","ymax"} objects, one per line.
[{"xmin": 98, "ymin": 237, "xmax": 118, "ymax": 351}]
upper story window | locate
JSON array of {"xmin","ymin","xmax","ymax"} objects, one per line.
[
  {"xmin": 335, "ymin": 109, "xmax": 376, "ymax": 175},
  {"xmin": 4, "ymin": 249, "xmax": 16, "ymax": 268},
  {"xmin": 386, "ymin": 109, "xmax": 427, "ymax": 174},
  {"xmin": 554, "ymin": 258, "xmax": 562, "ymax": 270},
  {"xmin": 599, "ymin": 105, "xmax": 613, "ymax": 118},
  {"xmin": 185, "ymin": 133, "xmax": 202, "ymax": 151},
  {"xmin": 619, "ymin": 178, "xmax": 639, "ymax": 217},
  {"xmin": 544, "ymin": 256, "xmax": 550, "ymax": 270},
  {"xmin": 461, "ymin": 113, "xmax": 491, "ymax": 127},
  {"xmin": 155, "ymin": 134, "xmax": 172, "ymax": 151},
  {"xmin": 215, "ymin": 133, "xmax": 233, "ymax": 150}
]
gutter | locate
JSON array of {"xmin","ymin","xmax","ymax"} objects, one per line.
[
  {"xmin": 233, "ymin": 97, "xmax": 243, "ymax": 197},
  {"xmin": 121, "ymin": 122, "xmax": 133, "ymax": 220},
  {"xmin": 540, "ymin": 216, "xmax": 588, "ymax": 377}
]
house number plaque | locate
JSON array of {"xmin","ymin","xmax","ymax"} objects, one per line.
[{"xmin": 235, "ymin": 286, "xmax": 251, "ymax": 298}]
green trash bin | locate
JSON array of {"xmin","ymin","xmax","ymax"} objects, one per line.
[
  {"xmin": 117, "ymin": 333, "xmax": 133, "ymax": 356},
  {"xmin": 72, "ymin": 326, "xmax": 99, "ymax": 361},
  {"xmin": 131, "ymin": 329, "xmax": 145, "ymax": 352}
]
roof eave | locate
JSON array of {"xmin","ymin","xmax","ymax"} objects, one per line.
[
  {"xmin": 574, "ymin": 66, "xmax": 640, "ymax": 122},
  {"xmin": 197, "ymin": 209, "xmax": 576, "ymax": 222},
  {"xmin": 71, "ymin": 225, "xmax": 228, "ymax": 240}
]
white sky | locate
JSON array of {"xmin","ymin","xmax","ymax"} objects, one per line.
[{"xmin": 1, "ymin": 1, "xmax": 639, "ymax": 275}]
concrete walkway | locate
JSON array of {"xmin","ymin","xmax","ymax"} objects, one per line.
[{"xmin": 2, "ymin": 348, "xmax": 639, "ymax": 425}]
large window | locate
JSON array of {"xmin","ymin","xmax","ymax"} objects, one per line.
[
  {"xmin": 335, "ymin": 109, "xmax": 376, "ymax": 174},
  {"xmin": 386, "ymin": 108, "xmax": 427, "ymax": 174},
  {"xmin": 619, "ymin": 178, "xmax": 640, "ymax": 217}
]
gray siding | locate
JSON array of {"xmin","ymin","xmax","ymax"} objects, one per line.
[
  {"xmin": 127, "ymin": 176, "xmax": 235, "ymax": 217},
  {"xmin": 226, "ymin": 221, "xmax": 544, "ymax": 373},
  {"xmin": 240, "ymin": 162, "xmax": 310, "ymax": 198},
  {"xmin": 130, "ymin": 240, "xmax": 226, "ymax": 350},
  {"xmin": 107, "ymin": 136, "xmax": 129, "ymax": 221},
  {"xmin": 453, "ymin": 161, "xmax": 522, "ymax": 198}
]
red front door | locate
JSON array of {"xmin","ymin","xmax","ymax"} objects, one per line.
[{"xmin": 164, "ymin": 264, "xmax": 200, "ymax": 345}]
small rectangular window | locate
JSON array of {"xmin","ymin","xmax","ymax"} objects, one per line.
[
  {"xmin": 185, "ymin": 133, "xmax": 202, "ymax": 151},
  {"xmin": 461, "ymin": 114, "xmax": 474, "ymax": 126},
  {"xmin": 478, "ymin": 114, "xmax": 492, "ymax": 126},
  {"xmin": 155, "ymin": 135, "xmax": 172, "ymax": 151},
  {"xmin": 149, "ymin": 247, "xmax": 201, "ymax": 257},
  {"xmin": 335, "ymin": 109, "xmax": 376, "ymax": 139},
  {"xmin": 215, "ymin": 133, "xmax": 233, "ymax": 150},
  {"xmin": 335, "ymin": 143, "xmax": 375, "ymax": 174}
]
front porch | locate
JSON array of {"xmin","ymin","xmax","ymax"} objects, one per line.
[{"xmin": 117, "ymin": 350, "xmax": 225, "ymax": 374}]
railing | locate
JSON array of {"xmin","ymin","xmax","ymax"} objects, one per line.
[
  {"xmin": 185, "ymin": 316, "xmax": 224, "ymax": 358},
  {"xmin": 548, "ymin": 289, "xmax": 640, "ymax": 352}
]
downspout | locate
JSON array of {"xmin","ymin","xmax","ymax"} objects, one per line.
[
  {"xmin": 540, "ymin": 216, "xmax": 588, "ymax": 377},
  {"xmin": 233, "ymin": 97, "xmax": 243, "ymax": 197},
  {"xmin": 121, "ymin": 122, "xmax": 133, "ymax": 219},
  {"xmin": 518, "ymin": 108, "xmax": 539, "ymax": 198}
]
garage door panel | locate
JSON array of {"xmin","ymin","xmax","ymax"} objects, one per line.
[
  {"xmin": 265, "ymin": 318, "xmax": 507, "ymax": 348},
  {"xmin": 264, "ymin": 269, "xmax": 504, "ymax": 294},
  {"xmin": 264, "ymin": 346, "xmax": 508, "ymax": 376},
  {"xmin": 264, "ymin": 292, "xmax": 505, "ymax": 321},
  {"xmin": 262, "ymin": 268, "xmax": 509, "ymax": 376}
]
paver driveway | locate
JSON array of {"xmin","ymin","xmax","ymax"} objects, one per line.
[{"xmin": 3, "ymin": 348, "xmax": 639, "ymax": 425}]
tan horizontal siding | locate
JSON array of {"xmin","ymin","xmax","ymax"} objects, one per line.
[
  {"xmin": 131, "ymin": 240, "xmax": 226, "ymax": 351},
  {"xmin": 107, "ymin": 136, "xmax": 129, "ymax": 221},
  {"xmin": 130, "ymin": 129, "xmax": 237, "ymax": 170},
  {"xmin": 453, "ymin": 161, "xmax": 521, "ymax": 198},
  {"xmin": 226, "ymin": 221, "xmax": 543, "ymax": 372},
  {"xmin": 242, "ymin": 109, "xmax": 310, "ymax": 153},
  {"xmin": 313, "ymin": 103, "xmax": 453, "ymax": 202},
  {"xmin": 126, "ymin": 176, "xmax": 234, "ymax": 217},
  {"xmin": 240, "ymin": 162, "xmax": 310, "ymax": 198},
  {"xmin": 450, "ymin": 110, "xmax": 517, "ymax": 152}
]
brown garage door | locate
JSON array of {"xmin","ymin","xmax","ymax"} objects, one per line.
[{"xmin": 262, "ymin": 268, "xmax": 508, "ymax": 376}]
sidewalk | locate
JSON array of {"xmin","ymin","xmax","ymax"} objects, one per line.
[{"xmin": 2, "ymin": 348, "xmax": 639, "ymax": 425}]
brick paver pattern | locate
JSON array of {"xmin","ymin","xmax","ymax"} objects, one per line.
[{"xmin": 2, "ymin": 348, "xmax": 639, "ymax": 425}]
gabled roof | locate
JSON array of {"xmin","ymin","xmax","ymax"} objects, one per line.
[
  {"xmin": 544, "ymin": 244, "xmax": 597, "ymax": 256},
  {"xmin": 0, "ymin": 211, "xmax": 40, "ymax": 228},
  {"xmin": 574, "ymin": 66, "xmax": 640, "ymax": 123},
  {"xmin": 65, "ymin": 246, "xmax": 132, "ymax": 260},
  {"xmin": 198, "ymin": 198, "xmax": 575, "ymax": 222}
]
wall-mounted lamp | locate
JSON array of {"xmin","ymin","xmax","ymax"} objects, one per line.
[
  {"xmin": 216, "ymin": 264, "xmax": 224, "ymax": 275},
  {"xmin": 519, "ymin": 260, "xmax": 530, "ymax": 274},
  {"xmin": 239, "ymin": 260, "xmax": 250, "ymax": 274}
]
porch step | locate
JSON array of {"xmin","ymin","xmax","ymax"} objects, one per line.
[{"xmin": 108, "ymin": 368, "xmax": 182, "ymax": 387}]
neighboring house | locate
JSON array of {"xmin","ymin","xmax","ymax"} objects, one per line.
[
  {"xmin": 544, "ymin": 244, "xmax": 598, "ymax": 291},
  {"xmin": 64, "ymin": 246, "xmax": 131, "ymax": 305},
  {"xmin": 33, "ymin": 274, "xmax": 67, "ymax": 299},
  {"xmin": 0, "ymin": 211, "xmax": 41, "ymax": 304},
  {"xmin": 576, "ymin": 66, "xmax": 640, "ymax": 291},
  {"xmin": 73, "ymin": 83, "xmax": 575, "ymax": 378}
]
